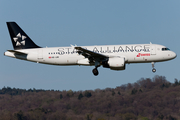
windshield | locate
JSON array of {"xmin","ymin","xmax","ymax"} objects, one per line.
[{"xmin": 162, "ymin": 48, "xmax": 170, "ymax": 51}]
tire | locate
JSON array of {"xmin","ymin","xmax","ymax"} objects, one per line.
[
  {"xmin": 152, "ymin": 68, "xmax": 156, "ymax": 73},
  {"xmin": 92, "ymin": 68, "xmax": 99, "ymax": 76}
]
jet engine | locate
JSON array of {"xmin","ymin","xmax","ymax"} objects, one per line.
[{"xmin": 102, "ymin": 57, "xmax": 125, "ymax": 70}]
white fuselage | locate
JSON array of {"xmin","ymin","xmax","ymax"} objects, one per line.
[{"xmin": 4, "ymin": 44, "xmax": 176, "ymax": 67}]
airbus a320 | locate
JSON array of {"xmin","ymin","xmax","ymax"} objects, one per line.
[{"xmin": 4, "ymin": 22, "xmax": 177, "ymax": 76}]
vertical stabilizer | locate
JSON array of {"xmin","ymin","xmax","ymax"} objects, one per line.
[{"xmin": 7, "ymin": 22, "xmax": 41, "ymax": 50}]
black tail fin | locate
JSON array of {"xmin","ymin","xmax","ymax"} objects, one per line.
[{"xmin": 7, "ymin": 22, "xmax": 41, "ymax": 50}]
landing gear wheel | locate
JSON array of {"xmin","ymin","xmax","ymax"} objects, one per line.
[
  {"xmin": 92, "ymin": 68, "xmax": 99, "ymax": 76},
  {"xmin": 151, "ymin": 62, "xmax": 156, "ymax": 73},
  {"xmin": 152, "ymin": 68, "xmax": 156, "ymax": 73}
]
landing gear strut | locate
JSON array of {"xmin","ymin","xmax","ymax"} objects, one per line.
[{"xmin": 151, "ymin": 62, "xmax": 156, "ymax": 73}]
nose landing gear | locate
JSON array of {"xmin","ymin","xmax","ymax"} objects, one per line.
[{"xmin": 151, "ymin": 62, "xmax": 156, "ymax": 73}]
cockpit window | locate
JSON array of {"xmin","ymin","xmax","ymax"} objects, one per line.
[{"xmin": 162, "ymin": 48, "xmax": 170, "ymax": 51}]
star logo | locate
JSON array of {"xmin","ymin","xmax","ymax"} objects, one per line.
[{"xmin": 13, "ymin": 33, "xmax": 26, "ymax": 46}]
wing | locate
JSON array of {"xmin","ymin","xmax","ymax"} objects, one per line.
[
  {"xmin": 74, "ymin": 46, "xmax": 125, "ymax": 66},
  {"xmin": 74, "ymin": 47, "xmax": 109, "ymax": 64}
]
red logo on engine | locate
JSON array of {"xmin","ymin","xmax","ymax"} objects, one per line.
[{"xmin": 136, "ymin": 53, "xmax": 150, "ymax": 57}]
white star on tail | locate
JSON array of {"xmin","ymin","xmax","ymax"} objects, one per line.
[{"xmin": 13, "ymin": 33, "xmax": 26, "ymax": 46}]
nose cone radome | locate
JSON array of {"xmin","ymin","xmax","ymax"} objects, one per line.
[{"xmin": 171, "ymin": 51, "xmax": 177, "ymax": 59}]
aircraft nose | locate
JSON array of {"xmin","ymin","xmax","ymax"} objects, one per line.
[{"xmin": 171, "ymin": 51, "xmax": 177, "ymax": 59}]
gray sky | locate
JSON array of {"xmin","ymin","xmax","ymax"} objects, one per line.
[{"xmin": 0, "ymin": 1, "xmax": 179, "ymax": 91}]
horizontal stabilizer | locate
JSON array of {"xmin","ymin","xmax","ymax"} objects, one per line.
[{"xmin": 7, "ymin": 50, "xmax": 28, "ymax": 55}]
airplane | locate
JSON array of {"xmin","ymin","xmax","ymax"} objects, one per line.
[{"xmin": 4, "ymin": 22, "xmax": 177, "ymax": 76}]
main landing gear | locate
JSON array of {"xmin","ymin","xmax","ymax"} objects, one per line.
[
  {"xmin": 151, "ymin": 62, "xmax": 156, "ymax": 73},
  {"xmin": 92, "ymin": 61, "xmax": 100, "ymax": 76},
  {"xmin": 92, "ymin": 67, "xmax": 99, "ymax": 76}
]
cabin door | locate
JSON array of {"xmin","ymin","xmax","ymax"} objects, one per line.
[{"xmin": 151, "ymin": 45, "xmax": 156, "ymax": 55}]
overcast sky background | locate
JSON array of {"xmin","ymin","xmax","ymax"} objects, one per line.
[{"xmin": 0, "ymin": 1, "xmax": 180, "ymax": 91}]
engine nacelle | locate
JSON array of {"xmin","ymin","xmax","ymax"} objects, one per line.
[{"xmin": 103, "ymin": 57, "xmax": 125, "ymax": 70}]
